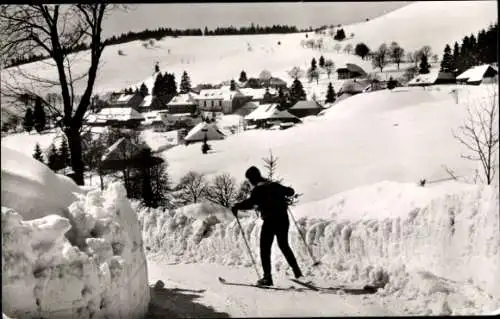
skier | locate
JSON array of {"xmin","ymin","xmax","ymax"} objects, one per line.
[{"xmin": 231, "ymin": 166, "xmax": 303, "ymax": 286}]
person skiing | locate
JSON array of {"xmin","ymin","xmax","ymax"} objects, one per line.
[{"xmin": 231, "ymin": 166, "xmax": 303, "ymax": 286}]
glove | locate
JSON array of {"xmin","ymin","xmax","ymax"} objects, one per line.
[{"xmin": 231, "ymin": 206, "xmax": 238, "ymax": 217}]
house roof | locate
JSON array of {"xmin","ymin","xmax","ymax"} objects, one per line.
[
  {"xmin": 456, "ymin": 64, "xmax": 498, "ymax": 83},
  {"xmin": 290, "ymin": 100, "xmax": 324, "ymax": 110},
  {"xmin": 167, "ymin": 93, "xmax": 197, "ymax": 105},
  {"xmin": 408, "ymin": 68, "xmax": 440, "ymax": 86},
  {"xmin": 197, "ymin": 88, "xmax": 242, "ymax": 101},
  {"xmin": 337, "ymin": 63, "xmax": 367, "ymax": 76},
  {"xmin": 139, "ymin": 95, "xmax": 153, "ymax": 108},
  {"xmin": 238, "ymin": 88, "xmax": 277, "ymax": 100},
  {"xmin": 267, "ymin": 109, "xmax": 300, "ymax": 121},
  {"xmin": 184, "ymin": 122, "xmax": 225, "ymax": 142},
  {"xmin": 341, "ymin": 79, "xmax": 371, "ymax": 93},
  {"xmin": 97, "ymin": 107, "xmax": 145, "ymax": 121},
  {"xmin": 245, "ymin": 103, "xmax": 279, "ymax": 121}
]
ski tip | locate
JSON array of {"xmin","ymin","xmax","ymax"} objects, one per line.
[{"xmin": 218, "ymin": 277, "xmax": 226, "ymax": 283}]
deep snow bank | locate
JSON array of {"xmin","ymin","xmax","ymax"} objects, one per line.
[
  {"xmin": 2, "ymin": 183, "xmax": 150, "ymax": 318},
  {"xmin": 1, "ymin": 146, "xmax": 84, "ymax": 220},
  {"xmin": 139, "ymin": 181, "xmax": 499, "ymax": 315},
  {"xmin": 1, "ymin": 146, "xmax": 150, "ymax": 318}
]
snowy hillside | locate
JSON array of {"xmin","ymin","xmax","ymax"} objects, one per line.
[
  {"xmin": 1, "ymin": 1, "xmax": 496, "ymax": 102},
  {"xmin": 140, "ymin": 179, "xmax": 500, "ymax": 315},
  {"xmin": 320, "ymin": 1, "xmax": 497, "ymax": 54},
  {"xmin": 162, "ymin": 84, "xmax": 498, "ymax": 204}
]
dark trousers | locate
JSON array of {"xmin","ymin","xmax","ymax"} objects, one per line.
[{"xmin": 260, "ymin": 218, "xmax": 302, "ymax": 278}]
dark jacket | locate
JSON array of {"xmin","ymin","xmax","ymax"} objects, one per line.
[{"xmin": 234, "ymin": 180, "xmax": 295, "ymax": 220}]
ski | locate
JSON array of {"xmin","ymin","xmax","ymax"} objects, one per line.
[
  {"xmin": 289, "ymin": 278, "xmax": 379, "ymax": 294},
  {"xmin": 218, "ymin": 277, "xmax": 299, "ymax": 291}
]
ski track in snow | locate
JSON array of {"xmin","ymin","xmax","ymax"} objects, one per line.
[{"xmin": 146, "ymin": 259, "xmax": 393, "ymax": 317}]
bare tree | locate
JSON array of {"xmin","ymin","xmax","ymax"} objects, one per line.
[
  {"xmin": 372, "ymin": 43, "xmax": 389, "ymax": 72},
  {"xmin": 288, "ymin": 66, "xmax": 305, "ymax": 80},
  {"xmin": 343, "ymin": 43, "xmax": 353, "ymax": 54},
  {"xmin": 0, "ymin": 4, "xmax": 126, "ymax": 185},
  {"xmin": 390, "ymin": 42, "xmax": 405, "ymax": 71},
  {"xmin": 324, "ymin": 59, "xmax": 335, "ymax": 79},
  {"xmin": 205, "ymin": 173, "xmax": 238, "ymax": 208},
  {"xmin": 307, "ymin": 67, "xmax": 320, "ymax": 84},
  {"xmin": 452, "ymin": 86, "xmax": 499, "ymax": 185},
  {"xmin": 431, "ymin": 54, "xmax": 439, "ymax": 64},
  {"xmin": 334, "ymin": 43, "xmax": 342, "ymax": 53},
  {"xmin": 176, "ymin": 171, "xmax": 208, "ymax": 204},
  {"xmin": 420, "ymin": 45, "xmax": 432, "ymax": 59}
]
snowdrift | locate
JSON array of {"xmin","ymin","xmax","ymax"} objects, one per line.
[
  {"xmin": 139, "ymin": 181, "xmax": 499, "ymax": 315},
  {"xmin": 1, "ymin": 147, "xmax": 150, "ymax": 318},
  {"xmin": 1, "ymin": 146, "xmax": 84, "ymax": 220}
]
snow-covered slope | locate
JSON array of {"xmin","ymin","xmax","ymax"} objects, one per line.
[
  {"xmin": 2, "ymin": 2, "xmax": 495, "ymax": 102},
  {"xmin": 322, "ymin": 1, "xmax": 497, "ymax": 54},
  {"xmin": 140, "ymin": 180, "xmax": 500, "ymax": 315},
  {"xmin": 163, "ymin": 84, "xmax": 498, "ymax": 204}
]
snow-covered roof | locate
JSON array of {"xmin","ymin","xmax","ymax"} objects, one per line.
[
  {"xmin": 408, "ymin": 68, "xmax": 440, "ymax": 86},
  {"xmin": 167, "ymin": 93, "xmax": 197, "ymax": 105},
  {"xmin": 96, "ymin": 107, "xmax": 145, "ymax": 121},
  {"xmin": 140, "ymin": 95, "xmax": 153, "ymax": 108},
  {"xmin": 245, "ymin": 103, "xmax": 279, "ymax": 121},
  {"xmin": 184, "ymin": 122, "xmax": 225, "ymax": 142},
  {"xmin": 117, "ymin": 94, "xmax": 134, "ymax": 103},
  {"xmin": 456, "ymin": 64, "xmax": 498, "ymax": 83},
  {"xmin": 197, "ymin": 88, "xmax": 241, "ymax": 101},
  {"xmin": 290, "ymin": 100, "xmax": 324, "ymax": 110},
  {"xmin": 238, "ymin": 88, "xmax": 277, "ymax": 100}
]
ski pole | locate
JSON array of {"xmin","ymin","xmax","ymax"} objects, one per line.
[
  {"xmin": 235, "ymin": 216, "xmax": 261, "ymax": 279},
  {"xmin": 288, "ymin": 208, "xmax": 321, "ymax": 267}
]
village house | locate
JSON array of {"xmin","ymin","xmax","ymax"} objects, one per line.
[
  {"xmin": 336, "ymin": 63, "xmax": 367, "ymax": 80},
  {"xmin": 288, "ymin": 100, "xmax": 325, "ymax": 118},
  {"xmin": 195, "ymin": 86, "xmax": 250, "ymax": 117},
  {"xmin": 408, "ymin": 69, "xmax": 440, "ymax": 87},
  {"xmin": 237, "ymin": 87, "xmax": 278, "ymax": 104},
  {"xmin": 245, "ymin": 103, "xmax": 301, "ymax": 128},
  {"xmin": 456, "ymin": 64, "xmax": 498, "ymax": 85}
]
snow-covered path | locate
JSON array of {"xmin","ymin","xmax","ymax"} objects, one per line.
[{"xmin": 147, "ymin": 259, "xmax": 393, "ymax": 317}]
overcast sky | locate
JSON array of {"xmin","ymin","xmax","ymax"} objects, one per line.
[{"xmin": 102, "ymin": 2, "xmax": 411, "ymax": 38}]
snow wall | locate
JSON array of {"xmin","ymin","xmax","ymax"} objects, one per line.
[
  {"xmin": 139, "ymin": 181, "xmax": 500, "ymax": 315},
  {"xmin": 1, "ymin": 146, "xmax": 150, "ymax": 318}
]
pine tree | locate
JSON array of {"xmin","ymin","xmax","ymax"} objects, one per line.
[
  {"xmin": 58, "ymin": 138, "xmax": 71, "ymax": 168},
  {"xmin": 239, "ymin": 70, "xmax": 248, "ymax": 82},
  {"xmin": 419, "ymin": 55, "xmax": 430, "ymax": 74},
  {"xmin": 140, "ymin": 82, "xmax": 149, "ymax": 96},
  {"xmin": 440, "ymin": 44, "xmax": 454, "ymax": 72},
  {"xmin": 180, "ymin": 71, "xmax": 191, "ymax": 94},
  {"xmin": 154, "ymin": 62, "xmax": 160, "ymax": 73},
  {"xmin": 290, "ymin": 78, "xmax": 306, "ymax": 104},
  {"xmin": 311, "ymin": 57, "xmax": 317, "ymax": 70},
  {"xmin": 152, "ymin": 73, "xmax": 164, "ymax": 96},
  {"xmin": 47, "ymin": 143, "xmax": 61, "ymax": 171},
  {"xmin": 23, "ymin": 108, "xmax": 34, "ymax": 132},
  {"xmin": 32, "ymin": 143, "xmax": 44, "ymax": 164},
  {"xmin": 33, "ymin": 97, "xmax": 46, "ymax": 133},
  {"xmin": 452, "ymin": 42, "xmax": 460, "ymax": 72},
  {"xmin": 325, "ymin": 82, "xmax": 336, "ymax": 103},
  {"xmin": 319, "ymin": 55, "xmax": 325, "ymax": 68}
]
